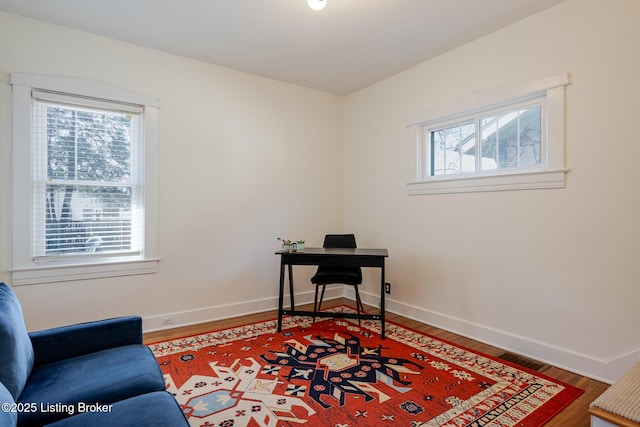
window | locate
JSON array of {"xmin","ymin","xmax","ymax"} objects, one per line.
[
  {"xmin": 406, "ymin": 74, "xmax": 570, "ymax": 195},
  {"xmin": 11, "ymin": 74, "xmax": 159, "ymax": 285}
]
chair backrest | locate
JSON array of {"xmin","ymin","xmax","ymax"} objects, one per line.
[{"xmin": 323, "ymin": 234, "xmax": 357, "ymax": 249}]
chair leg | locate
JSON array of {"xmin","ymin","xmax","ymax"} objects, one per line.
[
  {"xmin": 317, "ymin": 285, "xmax": 327, "ymax": 313},
  {"xmin": 313, "ymin": 284, "xmax": 320, "ymax": 323},
  {"xmin": 357, "ymin": 288, "xmax": 365, "ymax": 312},
  {"xmin": 353, "ymin": 285, "xmax": 364, "ymax": 325},
  {"xmin": 313, "ymin": 284, "xmax": 327, "ymax": 323}
]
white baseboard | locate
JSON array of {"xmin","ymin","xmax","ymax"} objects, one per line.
[
  {"xmin": 143, "ymin": 287, "xmax": 342, "ymax": 332},
  {"xmin": 144, "ymin": 287, "xmax": 638, "ymax": 384},
  {"xmin": 353, "ymin": 288, "xmax": 638, "ymax": 384}
]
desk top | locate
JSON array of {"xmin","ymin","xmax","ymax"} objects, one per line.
[{"xmin": 275, "ymin": 247, "xmax": 388, "ymax": 257}]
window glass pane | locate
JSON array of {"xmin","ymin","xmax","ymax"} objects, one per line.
[
  {"xmin": 430, "ymin": 122, "xmax": 475, "ymax": 175},
  {"xmin": 46, "ymin": 105, "xmax": 133, "ymax": 183},
  {"xmin": 40, "ymin": 185, "xmax": 135, "ymax": 255},
  {"xmin": 480, "ymin": 105, "xmax": 541, "ymax": 170}
]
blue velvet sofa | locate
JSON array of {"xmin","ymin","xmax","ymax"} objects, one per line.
[{"xmin": 0, "ymin": 282, "xmax": 189, "ymax": 426}]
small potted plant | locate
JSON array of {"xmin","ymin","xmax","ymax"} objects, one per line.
[
  {"xmin": 296, "ymin": 240, "xmax": 305, "ymax": 251},
  {"xmin": 277, "ymin": 237, "xmax": 292, "ymax": 252}
]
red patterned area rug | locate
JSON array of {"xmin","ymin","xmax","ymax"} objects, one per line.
[{"xmin": 149, "ymin": 307, "xmax": 582, "ymax": 427}]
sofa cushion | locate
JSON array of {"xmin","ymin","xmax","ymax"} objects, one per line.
[
  {"xmin": 0, "ymin": 283, "xmax": 35, "ymax": 400},
  {"xmin": 17, "ymin": 345, "xmax": 166, "ymax": 426},
  {"xmin": 43, "ymin": 391, "xmax": 188, "ymax": 427},
  {"xmin": 0, "ymin": 381, "xmax": 18, "ymax": 427}
]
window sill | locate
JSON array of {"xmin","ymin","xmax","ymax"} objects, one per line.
[
  {"xmin": 407, "ymin": 168, "xmax": 568, "ymax": 195},
  {"xmin": 10, "ymin": 258, "xmax": 160, "ymax": 286}
]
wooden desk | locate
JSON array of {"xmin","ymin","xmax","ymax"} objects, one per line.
[{"xmin": 275, "ymin": 247, "xmax": 389, "ymax": 338}]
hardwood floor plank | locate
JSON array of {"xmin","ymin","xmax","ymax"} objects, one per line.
[{"xmin": 143, "ymin": 298, "xmax": 609, "ymax": 426}]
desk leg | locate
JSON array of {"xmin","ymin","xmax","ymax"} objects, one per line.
[
  {"xmin": 277, "ymin": 260, "xmax": 285, "ymax": 332},
  {"xmin": 288, "ymin": 264, "xmax": 295, "ymax": 311},
  {"xmin": 381, "ymin": 260, "xmax": 386, "ymax": 339}
]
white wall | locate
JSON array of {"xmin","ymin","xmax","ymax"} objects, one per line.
[
  {"xmin": 344, "ymin": 0, "xmax": 640, "ymax": 383},
  {"xmin": 0, "ymin": 12, "xmax": 344, "ymax": 331}
]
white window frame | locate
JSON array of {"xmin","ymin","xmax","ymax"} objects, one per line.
[
  {"xmin": 10, "ymin": 73, "xmax": 159, "ymax": 285},
  {"xmin": 406, "ymin": 73, "xmax": 570, "ymax": 195}
]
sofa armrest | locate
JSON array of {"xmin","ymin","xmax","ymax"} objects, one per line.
[{"xmin": 29, "ymin": 315, "xmax": 143, "ymax": 366}]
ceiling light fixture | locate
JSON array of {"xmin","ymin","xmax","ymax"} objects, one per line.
[{"xmin": 307, "ymin": 0, "xmax": 327, "ymax": 11}]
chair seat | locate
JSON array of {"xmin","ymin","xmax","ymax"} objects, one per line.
[{"xmin": 311, "ymin": 267, "xmax": 362, "ymax": 285}]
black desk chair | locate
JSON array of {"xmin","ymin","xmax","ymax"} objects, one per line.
[{"xmin": 311, "ymin": 234, "xmax": 365, "ymax": 324}]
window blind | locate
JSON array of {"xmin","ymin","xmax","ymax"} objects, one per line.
[{"xmin": 31, "ymin": 90, "xmax": 144, "ymax": 260}]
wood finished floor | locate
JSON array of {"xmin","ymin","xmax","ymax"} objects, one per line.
[{"xmin": 144, "ymin": 298, "xmax": 609, "ymax": 427}]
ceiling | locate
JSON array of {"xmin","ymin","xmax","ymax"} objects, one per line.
[{"xmin": 0, "ymin": 0, "xmax": 566, "ymax": 95}]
